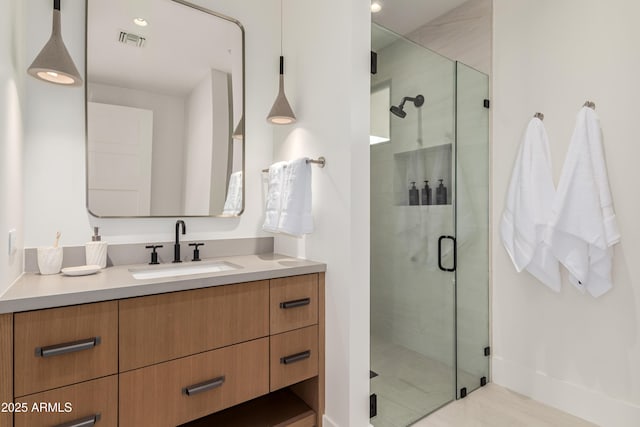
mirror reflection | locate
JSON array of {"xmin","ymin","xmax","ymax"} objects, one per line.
[{"xmin": 86, "ymin": 0, "xmax": 244, "ymax": 217}]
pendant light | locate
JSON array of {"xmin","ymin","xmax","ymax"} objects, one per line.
[
  {"xmin": 232, "ymin": 116, "xmax": 244, "ymax": 140},
  {"xmin": 28, "ymin": 0, "xmax": 83, "ymax": 86},
  {"xmin": 266, "ymin": 0, "xmax": 296, "ymax": 125}
]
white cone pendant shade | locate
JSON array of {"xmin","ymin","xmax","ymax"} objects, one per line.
[
  {"xmin": 28, "ymin": 0, "xmax": 83, "ymax": 86},
  {"xmin": 233, "ymin": 116, "xmax": 244, "ymax": 140},
  {"xmin": 267, "ymin": 56, "xmax": 296, "ymax": 125}
]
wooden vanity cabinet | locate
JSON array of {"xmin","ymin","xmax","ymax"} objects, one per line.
[{"xmin": 4, "ymin": 272, "xmax": 324, "ymax": 427}]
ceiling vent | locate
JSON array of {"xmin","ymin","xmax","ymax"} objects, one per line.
[{"xmin": 118, "ymin": 31, "xmax": 146, "ymax": 47}]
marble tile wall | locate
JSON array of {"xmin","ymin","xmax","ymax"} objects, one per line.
[{"xmin": 406, "ymin": 0, "xmax": 492, "ymax": 76}]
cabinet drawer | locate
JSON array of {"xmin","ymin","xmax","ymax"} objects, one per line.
[
  {"xmin": 14, "ymin": 375, "xmax": 117, "ymax": 427},
  {"xmin": 14, "ymin": 301, "xmax": 118, "ymax": 397},
  {"xmin": 119, "ymin": 280, "xmax": 269, "ymax": 371},
  {"xmin": 270, "ymin": 274, "xmax": 318, "ymax": 334},
  {"xmin": 119, "ymin": 338, "xmax": 269, "ymax": 427},
  {"xmin": 270, "ymin": 325, "xmax": 318, "ymax": 391}
]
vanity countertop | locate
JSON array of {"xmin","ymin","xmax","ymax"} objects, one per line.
[{"xmin": 0, "ymin": 253, "xmax": 326, "ymax": 314}]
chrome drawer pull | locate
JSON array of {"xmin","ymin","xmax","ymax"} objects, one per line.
[
  {"xmin": 54, "ymin": 413, "xmax": 101, "ymax": 427},
  {"xmin": 35, "ymin": 337, "xmax": 101, "ymax": 358},
  {"xmin": 182, "ymin": 376, "xmax": 226, "ymax": 396},
  {"xmin": 279, "ymin": 298, "xmax": 311, "ymax": 309},
  {"xmin": 280, "ymin": 350, "xmax": 311, "ymax": 365}
]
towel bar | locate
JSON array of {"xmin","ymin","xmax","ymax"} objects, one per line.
[{"xmin": 262, "ymin": 157, "xmax": 326, "ymax": 172}]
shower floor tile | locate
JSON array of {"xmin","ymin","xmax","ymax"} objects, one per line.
[{"xmin": 371, "ymin": 335, "xmax": 457, "ymax": 427}]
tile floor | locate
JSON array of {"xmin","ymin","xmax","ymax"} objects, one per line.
[
  {"xmin": 414, "ymin": 384, "xmax": 597, "ymax": 427},
  {"xmin": 371, "ymin": 336, "xmax": 596, "ymax": 427},
  {"xmin": 370, "ymin": 336, "xmax": 475, "ymax": 427}
]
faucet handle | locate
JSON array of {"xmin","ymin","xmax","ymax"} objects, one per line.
[
  {"xmin": 188, "ymin": 243, "xmax": 204, "ymax": 262},
  {"xmin": 145, "ymin": 245, "xmax": 163, "ymax": 265}
]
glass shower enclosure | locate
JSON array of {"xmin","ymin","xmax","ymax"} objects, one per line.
[{"xmin": 370, "ymin": 24, "xmax": 489, "ymax": 426}]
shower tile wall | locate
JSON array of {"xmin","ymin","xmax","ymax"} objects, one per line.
[
  {"xmin": 406, "ymin": 0, "xmax": 492, "ymax": 76},
  {"xmin": 371, "ymin": 33, "xmax": 456, "ymax": 367}
]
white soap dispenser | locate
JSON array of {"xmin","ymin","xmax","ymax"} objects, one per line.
[{"xmin": 85, "ymin": 226, "xmax": 108, "ymax": 268}]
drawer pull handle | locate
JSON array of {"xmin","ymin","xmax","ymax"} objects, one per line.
[
  {"xmin": 35, "ymin": 337, "xmax": 102, "ymax": 358},
  {"xmin": 279, "ymin": 298, "xmax": 311, "ymax": 309},
  {"xmin": 182, "ymin": 376, "xmax": 226, "ymax": 396},
  {"xmin": 280, "ymin": 350, "xmax": 311, "ymax": 365},
  {"xmin": 54, "ymin": 413, "xmax": 101, "ymax": 427}
]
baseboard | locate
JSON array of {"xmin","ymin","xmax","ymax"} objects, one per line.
[
  {"xmin": 322, "ymin": 414, "xmax": 339, "ymax": 427},
  {"xmin": 492, "ymin": 356, "xmax": 640, "ymax": 427}
]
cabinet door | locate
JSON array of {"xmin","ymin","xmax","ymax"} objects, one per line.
[
  {"xmin": 14, "ymin": 301, "xmax": 118, "ymax": 397},
  {"xmin": 119, "ymin": 338, "xmax": 269, "ymax": 427},
  {"xmin": 119, "ymin": 280, "xmax": 269, "ymax": 371},
  {"xmin": 14, "ymin": 375, "xmax": 118, "ymax": 427}
]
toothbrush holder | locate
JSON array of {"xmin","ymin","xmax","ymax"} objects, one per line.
[{"xmin": 37, "ymin": 247, "xmax": 63, "ymax": 275}]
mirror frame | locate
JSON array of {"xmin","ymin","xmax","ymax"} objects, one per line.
[{"xmin": 84, "ymin": 0, "xmax": 245, "ymax": 218}]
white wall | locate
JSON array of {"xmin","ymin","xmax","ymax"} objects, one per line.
[
  {"xmin": 272, "ymin": 0, "xmax": 370, "ymax": 425},
  {"xmin": 0, "ymin": 0, "xmax": 24, "ymax": 295},
  {"xmin": 493, "ymin": 1, "xmax": 640, "ymax": 425},
  {"xmin": 24, "ymin": 0, "xmax": 277, "ymax": 246}
]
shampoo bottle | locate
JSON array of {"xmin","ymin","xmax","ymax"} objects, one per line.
[
  {"xmin": 85, "ymin": 227, "xmax": 108, "ymax": 268},
  {"xmin": 409, "ymin": 182, "xmax": 419, "ymax": 205},
  {"xmin": 422, "ymin": 180, "xmax": 432, "ymax": 205},
  {"xmin": 436, "ymin": 179, "xmax": 447, "ymax": 205}
]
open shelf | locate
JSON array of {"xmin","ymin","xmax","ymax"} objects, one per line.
[{"xmin": 180, "ymin": 389, "xmax": 315, "ymax": 427}]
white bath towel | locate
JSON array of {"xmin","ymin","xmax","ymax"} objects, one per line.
[
  {"xmin": 277, "ymin": 158, "xmax": 314, "ymax": 236},
  {"xmin": 222, "ymin": 171, "xmax": 243, "ymax": 215},
  {"xmin": 500, "ymin": 117, "xmax": 561, "ymax": 291},
  {"xmin": 545, "ymin": 107, "xmax": 620, "ymax": 297},
  {"xmin": 263, "ymin": 161, "xmax": 288, "ymax": 233}
]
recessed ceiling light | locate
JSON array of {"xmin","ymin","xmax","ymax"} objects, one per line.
[
  {"xmin": 371, "ymin": 2, "xmax": 382, "ymax": 13},
  {"xmin": 133, "ymin": 17, "xmax": 148, "ymax": 27}
]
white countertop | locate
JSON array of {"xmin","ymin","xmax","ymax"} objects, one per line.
[{"xmin": 0, "ymin": 254, "xmax": 326, "ymax": 314}]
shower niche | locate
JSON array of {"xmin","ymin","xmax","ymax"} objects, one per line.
[{"xmin": 394, "ymin": 143, "xmax": 452, "ymax": 206}]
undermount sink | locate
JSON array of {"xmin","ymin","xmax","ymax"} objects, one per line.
[{"xmin": 129, "ymin": 260, "xmax": 240, "ymax": 280}]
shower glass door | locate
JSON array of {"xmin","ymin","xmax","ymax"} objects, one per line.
[
  {"xmin": 370, "ymin": 24, "xmax": 457, "ymax": 426},
  {"xmin": 370, "ymin": 25, "xmax": 490, "ymax": 426}
]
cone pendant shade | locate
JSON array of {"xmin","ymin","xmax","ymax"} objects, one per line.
[
  {"xmin": 232, "ymin": 116, "xmax": 244, "ymax": 140},
  {"xmin": 28, "ymin": 0, "xmax": 82, "ymax": 86},
  {"xmin": 267, "ymin": 56, "xmax": 296, "ymax": 125}
]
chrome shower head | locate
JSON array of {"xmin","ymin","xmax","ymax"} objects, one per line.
[{"xmin": 390, "ymin": 94, "xmax": 425, "ymax": 118}]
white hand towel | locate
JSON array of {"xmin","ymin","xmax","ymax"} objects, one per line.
[
  {"xmin": 263, "ymin": 161, "xmax": 288, "ymax": 233},
  {"xmin": 500, "ymin": 117, "xmax": 561, "ymax": 291},
  {"xmin": 545, "ymin": 107, "xmax": 620, "ymax": 297},
  {"xmin": 277, "ymin": 158, "xmax": 314, "ymax": 236},
  {"xmin": 222, "ymin": 171, "xmax": 243, "ymax": 215}
]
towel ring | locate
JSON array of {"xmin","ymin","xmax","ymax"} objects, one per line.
[{"xmin": 533, "ymin": 112, "xmax": 544, "ymax": 121}]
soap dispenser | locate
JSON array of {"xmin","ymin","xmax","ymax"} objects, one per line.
[
  {"xmin": 422, "ymin": 180, "xmax": 432, "ymax": 205},
  {"xmin": 409, "ymin": 182, "xmax": 419, "ymax": 205},
  {"xmin": 85, "ymin": 227, "xmax": 108, "ymax": 268},
  {"xmin": 436, "ymin": 179, "xmax": 447, "ymax": 205}
]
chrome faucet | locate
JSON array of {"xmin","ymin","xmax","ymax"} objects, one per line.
[{"xmin": 173, "ymin": 220, "xmax": 186, "ymax": 263}]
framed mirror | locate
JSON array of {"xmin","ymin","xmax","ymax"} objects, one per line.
[{"xmin": 86, "ymin": 0, "xmax": 244, "ymax": 217}]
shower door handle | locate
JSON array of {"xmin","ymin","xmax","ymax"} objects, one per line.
[{"xmin": 438, "ymin": 235, "xmax": 456, "ymax": 272}]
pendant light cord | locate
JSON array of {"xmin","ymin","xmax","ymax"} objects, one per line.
[{"xmin": 280, "ymin": 0, "xmax": 283, "ymax": 55}]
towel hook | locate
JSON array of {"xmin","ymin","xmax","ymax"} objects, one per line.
[
  {"xmin": 533, "ymin": 112, "xmax": 544, "ymax": 121},
  {"xmin": 583, "ymin": 100, "xmax": 596, "ymax": 110}
]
